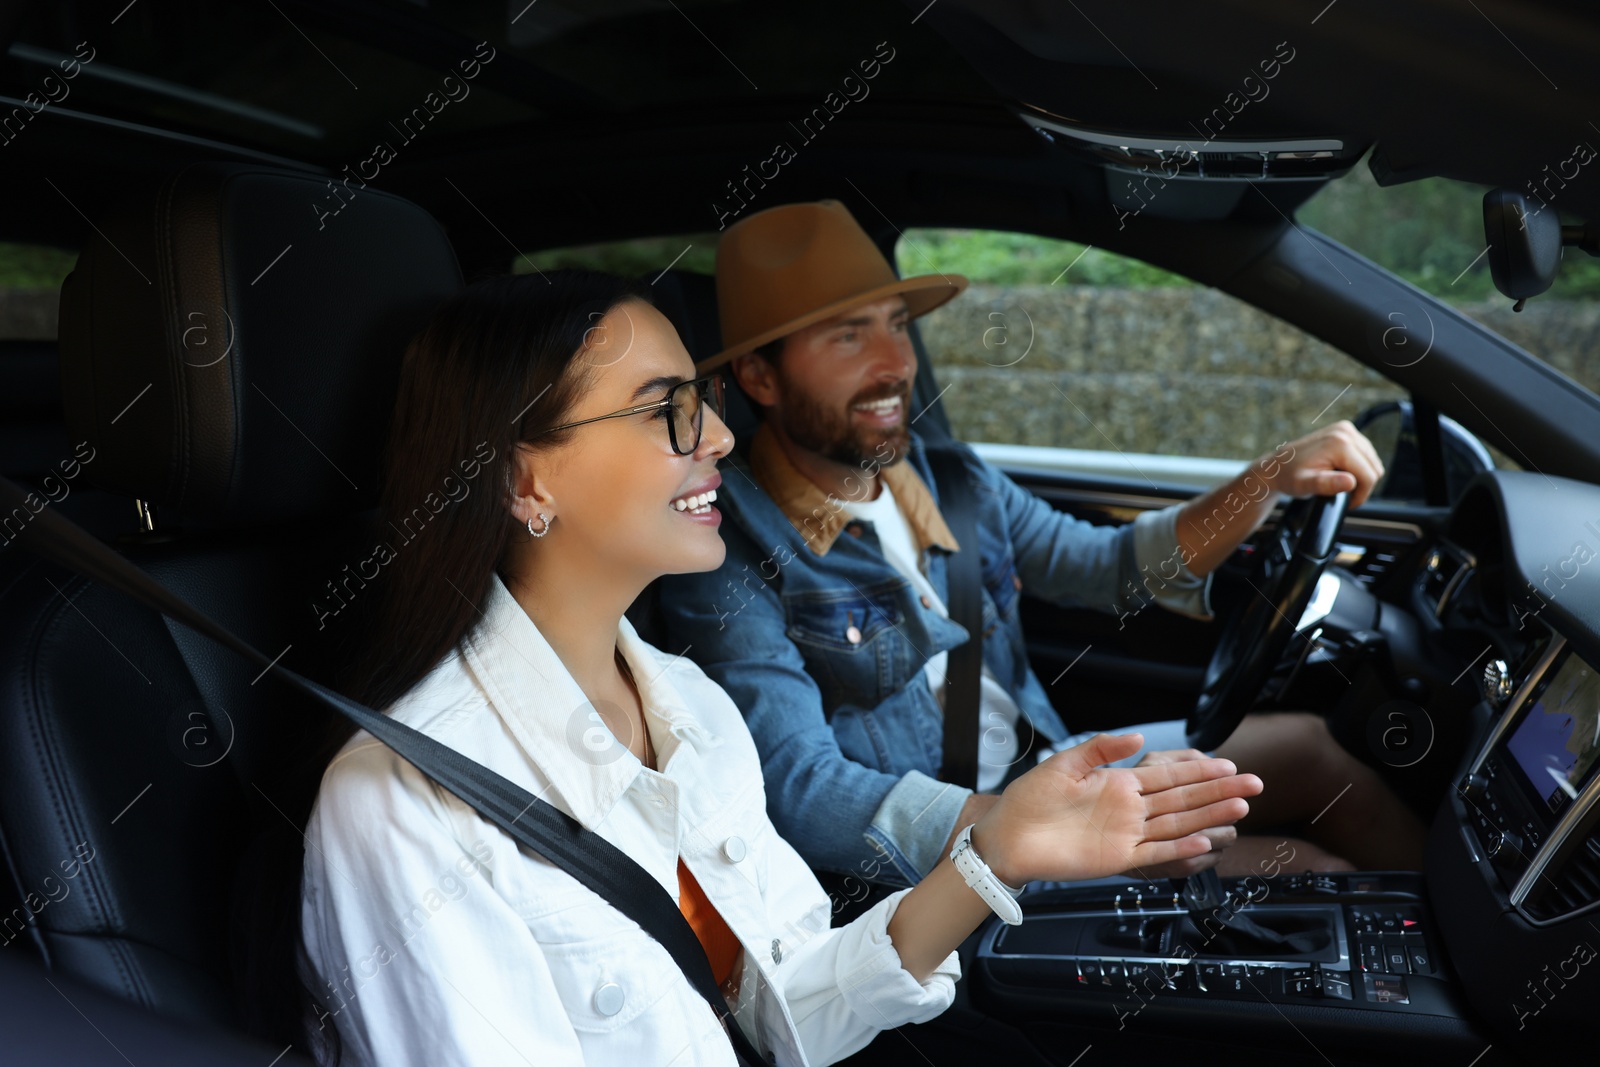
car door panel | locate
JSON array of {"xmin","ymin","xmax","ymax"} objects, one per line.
[{"xmin": 988, "ymin": 458, "xmax": 1445, "ymax": 733}]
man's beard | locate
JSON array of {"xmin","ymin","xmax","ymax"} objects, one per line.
[{"xmin": 776, "ymin": 376, "xmax": 912, "ymax": 470}]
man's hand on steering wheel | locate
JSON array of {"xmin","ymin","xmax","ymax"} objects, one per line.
[
  {"xmin": 1186, "ymin": 422, "xmax": 1385, "ymax": 751},
  {"xmin": 1267, "ymin": 420, "xmax": 1386, "ymax": 507}
]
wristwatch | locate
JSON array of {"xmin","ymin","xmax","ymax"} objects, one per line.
[{"xmin": 949, "ymin": 823, "xmax": 1025, "ymax": 925}]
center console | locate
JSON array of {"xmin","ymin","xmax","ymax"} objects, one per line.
[
  {"xmin": 963, "ymin": 620, "xmax": 1600, "ymax": 1057},
  {"xmin": 1421, "ymin": 627, "xmax": 1600, "ymax": 1054},
  {"xmin": 976, "ymin": 871, "xmax": 1452, "ymax": 1013},
  {"xmin": 1455, "ymin": 633, "xmax": 1600, "ymax": 923},
  {"xmin": 967, "ymin": 867, "xmax": 1490, "ymax": 1062}
]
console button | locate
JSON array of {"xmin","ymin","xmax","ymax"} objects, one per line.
[
  {"xmin": 1364, "ymin": 974, "xmax": 1410, "ymax": 1005},
  {"xmin": 1458, "ymin": 773, "xmax": 1489, "ymax": 804},
  {"xmin": 1323, "ymin": 974, "xmax": 1353, "ymax": 1000},
  {"xmin": 1197, "ymin": 963, "xmax": 1223, "ymax": 992},
  {"xmin": 1102, "ymin": 960, "xmax": 1126, "ymax": 988},
  {"xmin": 1486, "ymin": 827, "xmax": 1524, "ymax": 860},
  {"xmin": 1155, "ymin": 962, "xmax": 1192, "ymax": 992},
  {"xmin": 1384, "ymin": 945, "xmax": 1410, "ymax": 974},
  {"xmin": 1283, "ymin": 963, "xmax": 1355, "ymax": 1001},
  {"xmin": 1358, "ymin": 937, "xmax": 1384, "ymax": 971},
  {"xmin": 1245, "ymin": 965, "xmax": 1283, "ymax": 996},
  {"xmin": 1077, "ymin": 960, "xmax": 1102, "ymax": 986},
  {"xmin": 1213, "ymin": 965, "xmax": 1248, "ymax": 995},
  {"xmin": 1407, "ymin": 946, "xmax": 1432, "ymax": 975}
]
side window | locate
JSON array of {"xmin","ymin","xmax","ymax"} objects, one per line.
[
  {"xmin": 896, "ymin": 230, "xmax": 1405, "ymax": 466},
  {"xmin": 0, "ymin": 241, "xmax": 74, "ymax": 340}
]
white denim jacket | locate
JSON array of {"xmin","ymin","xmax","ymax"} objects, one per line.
[{"xmin": 300, "ymin": 571, "xmax": 959, "ymax": 1067}]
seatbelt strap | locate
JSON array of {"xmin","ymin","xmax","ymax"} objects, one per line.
[
  {"xmin": 923, "ymin": 448, "xmax": 983, "ymax": 791},
  {"xmin": 0, "ymin": 475, "xmax": 765, "ymax": 1067}
]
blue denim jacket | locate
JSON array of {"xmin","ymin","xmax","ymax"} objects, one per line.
[{"xmin": 657, "ymin": 426, "xmax": 1212, "ymax": 887}]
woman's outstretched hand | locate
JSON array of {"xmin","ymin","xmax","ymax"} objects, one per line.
[{"xmin": 971, "ymin": 732, "xmax": 1263, "ymax": 886}]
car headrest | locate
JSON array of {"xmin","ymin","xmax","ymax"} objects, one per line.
[{"xmin": 58, "ymin": 161, "xmax": 463, "ymax": 530}]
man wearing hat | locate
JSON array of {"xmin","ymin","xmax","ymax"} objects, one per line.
[{"xmin": 657, "ymin": 199, "xmax": 1425, "ymax": 890}]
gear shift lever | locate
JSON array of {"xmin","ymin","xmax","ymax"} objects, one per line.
[{"xmin": 1151, "ymin": 869, "xmax": 1328, "ymax": 957}]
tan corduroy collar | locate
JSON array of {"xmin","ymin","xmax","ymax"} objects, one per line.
[{"xmin": 746, "ymin": 421, "xmax": 961, "ymax": 558}]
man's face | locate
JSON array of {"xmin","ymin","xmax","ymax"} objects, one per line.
[{"xmin": 763, "ymin": 295, "xmax": 917, "ymax": 468}]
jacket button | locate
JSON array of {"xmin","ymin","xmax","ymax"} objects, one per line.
[
  {"xmin": 919, "ymin": 595, "xmax": 932, "ymax": 609},
  {"xmin": 593, "ymin": 981, "xmax": 625, "ymax": 1016},
  {"xmin": 1013, "ymin": 574, "xmax": 1023, "ymax": 591},
  {"xmin": 771, "ymin": 938, "xmax": 783, "ymax": 964},
  {"xmin": 846, "ymin": 523, "xmax": 863, "ymax": 537},
  {"xmin": 722, "ymin": 836, "xmax": 747, "ymax": 863}
]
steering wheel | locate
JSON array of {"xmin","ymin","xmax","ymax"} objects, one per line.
[{"xmin": 1186, "ymin": 491, "xmax": 1350, "ymax": 750}]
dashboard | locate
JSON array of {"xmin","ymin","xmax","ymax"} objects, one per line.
[
  {"xmin": 969, "ymin": 470, "xmax": 1600, "ymax": 1059},
  {"xmin": 1388, "ymin": 469, "xmax": 1600, "ymax": 1049},
  {"xmin": 1459, "ymin": 637, "xmax": 1600, "ymax": 921}
]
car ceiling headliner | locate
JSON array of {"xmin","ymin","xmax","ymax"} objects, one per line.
[
  {"xmin": 920, "ymin": 0, "xmax": 1600, "ymax": 205},
  {"xmin": 1, "ymin": 0, "xmax": 1596, "ymax": 256}
]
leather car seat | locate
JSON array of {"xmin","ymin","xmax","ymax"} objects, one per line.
[{"xmin": 0, "ymin": 161, "xmax": 461, "ymax": 1031}]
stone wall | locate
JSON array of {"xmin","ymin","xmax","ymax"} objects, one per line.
[
  {"xmin": 0, "ymin": 289, "xmax": 57, "ymax": 342},
  {"xmin": 916, "ymin": 284, "xmax": 1600, "ymax": 461},
  {"xmin": 8, "ymin": 283, "xmax": 1596, "ymax": 465}
]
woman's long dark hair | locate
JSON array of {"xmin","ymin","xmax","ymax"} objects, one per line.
[
  {"xmin": 284, "ymin": 268, "xmax": 655, "ymax": 1063},
  {"xmin": 343, "ymin": 267, "xmax": 654, "ymax": 714}
]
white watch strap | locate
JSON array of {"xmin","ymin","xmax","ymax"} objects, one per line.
[{"xmin": 949, "ymin": 823, "xmax": 1024, "ymax": 925}]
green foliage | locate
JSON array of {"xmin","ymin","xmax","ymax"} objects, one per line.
[
  {"xmin": 897, "ymin": 229, "xmax": 1193, "ymax": 287},
  {"xmin": 514, "ymin": 235, "xmax": 719, "ymax": 278},
  {"xmin": 510, "ymin": 160, "xmax": 1600, "ymax": 304},
  {"xmin": 889, "ymin": 156, "xmax": 1600, "ymax": 304},
  {"xmin": 0, "ymin": 242, "xmax": 76, "ymax": 289},
  {"xmin": 1298, "ymin": 157, "xmax": 1600, "ymax": 302}
]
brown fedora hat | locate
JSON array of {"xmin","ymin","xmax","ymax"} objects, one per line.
[{"xmin": 697, "ymin": 199, "xmax": 968, "ymax": 373}]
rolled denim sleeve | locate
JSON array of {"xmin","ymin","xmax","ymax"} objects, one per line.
[
  {"xmin": 1129, "ymin": 503, "xmax": 1215, "ymax": 620},
  {"xmin": 657, "ymin": 526, "xmax": 968, "ymax": 887},
  {"xmin": 977, "ymin": 452, "xmax": 1213, "ymax": 621},
  {"xmin": 863, "ymin": 770, "xmax": 971, "ymax": 884}
]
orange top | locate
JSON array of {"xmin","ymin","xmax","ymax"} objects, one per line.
[{"xmin": 677, "ymin": 859, "xmax": 741, "ymax": 987}]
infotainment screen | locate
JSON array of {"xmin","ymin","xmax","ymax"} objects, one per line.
[{"xmin": 1505, "ymin": 652, "xmax": 1600, "ymax": 813}]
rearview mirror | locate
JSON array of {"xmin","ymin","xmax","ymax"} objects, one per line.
[
  {"xmin": 1353, "ymin": 400, "xmax": 1493, "ymax": 503},
  {"xmin": 1483, "ymin": 188, "xmax": 1563, "ymax": 304}
]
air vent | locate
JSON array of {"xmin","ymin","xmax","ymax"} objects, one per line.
[
  {"xmin": 1421, "ymin": 540, "xmax": 1475, "ymax": 618},
  {"xmin": 1523, "ymin": 835, "xmax": 1600, "ymax": 922}
]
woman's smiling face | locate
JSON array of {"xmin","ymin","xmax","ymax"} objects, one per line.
[{"xmin": 517, "ymin": 299, "xmax": 734, "ymax": 583}]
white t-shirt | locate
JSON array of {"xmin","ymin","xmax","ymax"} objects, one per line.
[{"xmin": 839, "ymin": 481, "xmax": 1023, "ymax": 792}]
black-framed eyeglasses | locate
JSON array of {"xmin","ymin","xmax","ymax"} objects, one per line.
[{"xmin": 537, "ymin": 375, "xmax": 726, "ymax": 455}]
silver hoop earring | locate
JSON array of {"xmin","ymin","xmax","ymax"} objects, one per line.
[{"xmin": 527, "ymin": 512, "xmax": 551, "ymax": 538}]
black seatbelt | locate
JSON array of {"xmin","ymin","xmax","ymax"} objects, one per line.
[
  {"xmin": 923, "ymin": 448, "xmax": 982, "ymax": 791},
  {"xmin": 0, "ymin": 476, "xmax": 764, "ymax": 1067}
]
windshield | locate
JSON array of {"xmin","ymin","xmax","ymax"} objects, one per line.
[{"xmin": 1297, "ymin": 153, "xmax": 1600, "ymax": 399}]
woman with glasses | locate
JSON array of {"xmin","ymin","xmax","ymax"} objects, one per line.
[{"xmin": 298, "ymin": 270, "xmax": 1260, "ymax": 1066}]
